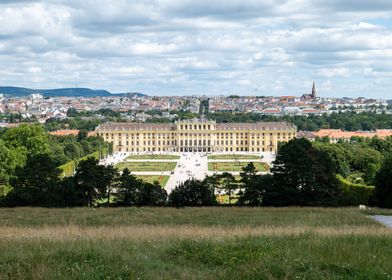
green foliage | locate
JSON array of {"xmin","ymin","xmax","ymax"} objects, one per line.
[
  {"xmin": 373, "ymin": 156, "xmax": 392, "ymax": 208},
  {"xmin": 2, "ymin": 124, "xmax": 49, "ymax": 155},
  {"xmin": 73, "ymin": 158, "xmax": 116, "ymax": 207},
  {"xmin": 336, "ymin": 175, "xmax": 374, "ymax": 206},
  {"xmin": 169, "ymin": 179, "xmax": 217, "ymax": 207},
  {"xmin": 5, "ymin": 153, "xmax": 62, "ymax": 207},
  {"xmin": 238, "ymin": 174, "xmax": 274, "ymax": 206},
  {"xmin": 265, "ymin": 138, "xmax": 340, "ymax": 206}
]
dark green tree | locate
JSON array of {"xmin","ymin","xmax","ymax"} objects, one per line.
[
  {"xmin": 264, "ymin": 138, "xmax": 340, "ymax": 206},
  {"xmin": 114, "ymin": 168, "xmax": 141, "ymax": 206},
  {"xmin": 7, "ymin": 153, "xmax": 62, "ymax": 206},
  {"xmin": 73, "ymin": 157, "xmax": 115, "ymax": 207},
  {"xmin": 137, "ymin": 181, "xmax": 167, "ymax": 206},
  {"xmin": 217, "ymin": 172, "xmax": 236, "ymax": 205},
  {"xmin": 238, "ymin": 174, "xmax": 274, "ymax": 206},
  {"xmin": 169, "ymin": 179, "xmax": 216, "ymax": 207},
  {"xmin": 373, "ymin": 156, "xmax": 392, "ymax": 208}
]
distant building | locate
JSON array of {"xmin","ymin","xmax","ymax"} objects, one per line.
[
  {"xmin": 301, "ymin": 82, "xmax": 317, "ymax": 100},
  {"xmin": 299, "ymin": 129, "xmax": 392, "ymax": 143},
  {"xmin": 95, "ymin": 119, "xmax": 297, "ymax": 153},
  {"xmin": 49, "ymin": 130, "xmax": 80, "ymax": 137}
]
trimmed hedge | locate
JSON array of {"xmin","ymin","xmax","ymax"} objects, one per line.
[
  {"xmin": 59, "ymin": 147, "xmax": 109, "ymax": 177},
  {"xmin": 337, "ymin": 175, "xmax": 374, "ymax": 206}
]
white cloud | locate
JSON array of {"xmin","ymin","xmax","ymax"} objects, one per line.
[
  {"xmin": 317, "ymin": 68, "xmax": 350, "ymax": 78},
  {"xmin": 0, "ymin": 0, "xmax": 391, "ymax": 97}
]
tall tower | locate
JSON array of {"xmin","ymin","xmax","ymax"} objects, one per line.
[{"xmin": 311, "ymin": 81, "xmax": 316, "ymax": 98}]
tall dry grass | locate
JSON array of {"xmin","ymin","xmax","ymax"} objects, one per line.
[{"xmin": 1, "ymin": 225, "xmax": 391, "ymax": 241}]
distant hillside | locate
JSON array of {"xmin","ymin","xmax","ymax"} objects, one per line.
[{"xmin": 0, "ymin": 86, "xmax": 146, "ymax": 97}]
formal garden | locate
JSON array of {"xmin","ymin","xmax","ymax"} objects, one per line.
[
  {"xmin": 115, "ymin": 161, "xmax": 177, "ymax": 172},
  {"xmin": 208, "ymin": 161, "xmax": 268, "ymax": 172},
  {"xmin": 126, "ymin": 154, "xmax": 180, "ymax": 160},
  {"xmin": 208, "ymin": 154, "xmax": 261, "ymax": 160},
  {"xmin": 136, "ymin": 175, "xmax": 170, "ymax": 187}
]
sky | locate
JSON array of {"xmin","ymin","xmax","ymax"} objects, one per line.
[{"xmin": 0, "ymin": 1, "xmax": 392, "ymax": 98}]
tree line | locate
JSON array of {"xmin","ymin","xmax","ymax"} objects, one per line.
[
  {"xmin": 0, "ymin": 124, "xmax": 108, "ymax": 192},
  {"xmin": 1, "ymin": 137, "xmax": 391, "ymax": 208}
]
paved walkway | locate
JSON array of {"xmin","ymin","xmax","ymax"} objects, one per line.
[
  {"xmin": 124, "ymin": 159, "xmax": 178, "ymax": 162},
  {"xmin": 371, "ymin": 215, "xmax": 392, "ymax": 228},
  {"xmin": 165, "ymin": 153, "xmax": 208, "ymax": 193},
  {"xmin": 208, "ymin": 159, "xmax": 263, "ymax": 162}
]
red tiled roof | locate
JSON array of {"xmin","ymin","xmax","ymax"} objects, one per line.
[{"xmin": 49, "ymin": 130, "xmax": 80, "ymax": 136}]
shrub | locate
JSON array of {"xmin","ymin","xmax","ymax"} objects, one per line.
[{"xmin": 337, "ymin": 175, "xmax": 374, "ymax": 206}]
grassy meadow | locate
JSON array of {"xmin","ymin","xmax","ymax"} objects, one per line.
[{"xmin": 0, "ymin": 207, "xmax": 391, "ymax": 280}]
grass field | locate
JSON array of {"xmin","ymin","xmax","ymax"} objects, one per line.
[
  {"xmin": 208, "ymin": 161, "xmax": 268, "ymax": 172},
  {"xmin": 115, "ymin": 161, "xmax": 177, "ymax": 172},
  {"xmin": 1, "ymin": 207, "xmax": 391, "ymax": 279},
  {"xmin": 136, "ymin": 175, "xmax": 170, "ymax": 187},
  {"xmin": 126, "ymin": 154, "xmax": 180, "ymax": 160},
  {"xmin": 208, "ymin": 154, "xmax": 261, "ymax": 160}
]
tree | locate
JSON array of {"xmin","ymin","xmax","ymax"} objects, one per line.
[
  {"xmin": 264, "ymin": 138, "xmax": 340, "ymax": 206},
  {"xmin": 64, "ymin": 142, "xmax": 84, "ymax": 160},
  {"xmin": 73, "ymin": 157, "xmax": 115, "ymax": 207},
  {"xmin": 0, "ymin": 140, "xmax": 25, "ymax": 187},
  {"xmin": 240, "ymin": 162, "xmax": 258, "ymax": 186},
  {"xmin": 373, "ymin": 156, "xmax": 392, "ymax": 208},
  {"xmin": 2, "ymin": 124, "xmax": 49, "ymax": 155},
  {"xmin": 137, "ymin": 181, "xmax": 167, "ymax": 206},
  {"xmin": 217, "ymin": 172, "xmax": 236, "ymax": 205},
  {"xmin": 169, "ymin": 179, "xmax": 216, "ymax": 207},
  {"xmin": 7, "ymin": 153, "xmax": 62, "ymax": 206},
  {"xmin": 238, "ymin": 174, "xmax": 274, "ymax": 206},
  {"xmin": 115, "ymin": 168, "xmax": 141, "ymax": 206},
  {"xmin": 313, "ymin": 142, "xmax": 351, "ymax": 177}
]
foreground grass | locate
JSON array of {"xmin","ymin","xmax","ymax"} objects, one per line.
[
  {"xmin": 208, "ymin": 154, "xmax": 261, "ymax": 160},
  {"xmin": 115, "ymin": 161, "xmax": 177, "ymax": 172},
  {"xmin": 1, "ymin": 234, "xmax": 391, "ymax": 280},
  {"xmin": 208, "ymin": 161, "xmax": 267, "ymax": 172},
  {"xmin": 1, "ymin": 208, "xmax": 391, "ymax": 280},
  {"xmin": 126, "ymin": 154, "xmax": 180, "ymax": 160}
]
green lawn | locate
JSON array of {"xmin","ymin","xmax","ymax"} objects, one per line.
[
  {"xmin": 1, "ymin": 208, "xmax": 391, "ymax": 279},
  {"xmin": 208, "ymin": 161, "xmax": 268, "ymax": 172},
  {"xmin": 126, "ymin": 154, "xmax": 180, "ymax": 160},
  {"xmin": 136, "ymin": 175, "xmax": 170, "ymax": 187},
  {"xmin": 115, "ymin": 161, "xmax": 177, "ymax": 172},
  {"xmin": 208, "ymin": 154, "xmax": 261, "ymax": 160}
]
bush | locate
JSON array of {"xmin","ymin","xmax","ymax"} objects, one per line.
[{"xmin": 337, "ymin": 175, "xmax": 374, "ymax": 206}]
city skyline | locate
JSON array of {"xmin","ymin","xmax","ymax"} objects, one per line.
[{"xmin": 1, "ymin": 1, "xmax": 392, "ymax": 98}]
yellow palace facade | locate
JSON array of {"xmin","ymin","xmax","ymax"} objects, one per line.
[{"xmin": 95, "ymin": 119, "xmax": 297, "ymax": 153}]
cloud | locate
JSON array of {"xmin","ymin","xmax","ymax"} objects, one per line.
[{"xmin": 0, "ymin": 0, "xmax": 391, "ymax": 97}]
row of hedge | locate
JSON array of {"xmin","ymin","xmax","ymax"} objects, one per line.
[
  {"xmin": 337, "ymin": 175, "xmax": 374, "ymax": 206},
  {"xmin": 59, "ymin": 147, "xmax": 109, "ymax": 177}
]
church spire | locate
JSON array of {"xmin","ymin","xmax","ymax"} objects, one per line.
[{"xmin": 311, "ymin": 81, "xmax": 316, "ymax": 98}]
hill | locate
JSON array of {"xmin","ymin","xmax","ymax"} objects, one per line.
[{"xmin": 0, "ymin": 86, "xmax": 146, "ymax": 97}]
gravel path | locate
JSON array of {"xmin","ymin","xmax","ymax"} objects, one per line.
[{"xmin": 371, "ymin": 215, "xmax": 392, "ymax": 228}]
